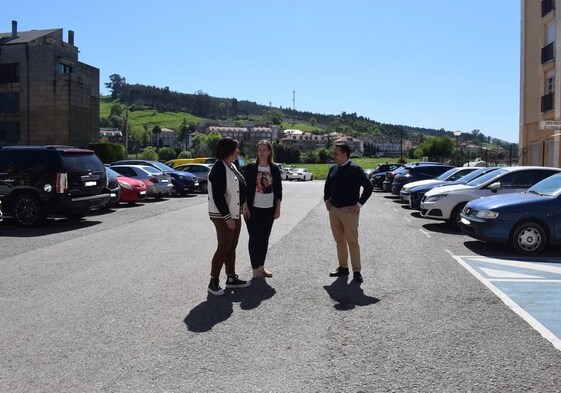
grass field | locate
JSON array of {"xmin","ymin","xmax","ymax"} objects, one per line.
[{"xmin": 284, "ymin": 157, "xmax": 400, "ymax": 181}]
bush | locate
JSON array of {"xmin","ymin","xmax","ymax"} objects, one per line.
[
  {"xmin": 178, "ymin": 150, "xmax": 193, "ymax": 159},
  {"xmin": 89, "ymin": 142, "xmax": 124, "ymax": 163},
  {"xmin": 139, "ymin": 147, "xmax": 159, "ymax": 161},
  {"xmin": 158, "ymin": 147, "xmax": 177, "ymax": 162}
]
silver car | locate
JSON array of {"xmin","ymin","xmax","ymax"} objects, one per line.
[{"xmin": 110, "ymin": 165, "xmax": 173, "ymax": 199}]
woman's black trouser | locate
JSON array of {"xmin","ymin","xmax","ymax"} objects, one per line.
[{"xmin": 244, "ymin": 206, "xmax": 275, "ymax": 269}]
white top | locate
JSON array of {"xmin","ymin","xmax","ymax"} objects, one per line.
[{"xmin": 253, "ymin": 165, "xmax": 275, "ymax": 208}]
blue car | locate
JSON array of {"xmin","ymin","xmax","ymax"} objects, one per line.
[{"xmin": 459, "ymin": 172, "xmax": 561, "ymax": 255}]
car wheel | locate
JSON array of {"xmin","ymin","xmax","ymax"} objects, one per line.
[
  {"xmin": 155, "ymin": 194, "xmax": 163, "ymax": 200},
  {"xmin": 510, "ymin": 221, "xmax": 547, "ymax": 255},
  {"xmin": 200, "ymin": 181, "xmax": 208, "ymax": 194},
  {"xmin": 447, "ymin": 203, "xmax": 466, "ymax": 229},
  {"xmin": 13, "ymin": 194, "xmax": 45, "ymax": 227},
  {"xmin": 169, "ymin": 186, "xmax": 177, "ymax": 197}
]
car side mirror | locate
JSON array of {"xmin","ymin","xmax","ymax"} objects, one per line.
[{"xmin": 489, "ymin": 182, "xmax": 501, "ymax": 193}]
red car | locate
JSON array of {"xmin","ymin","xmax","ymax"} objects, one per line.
[{"xmin": 106, "ymin": 167, "xmax": 147, "ymax": 204}]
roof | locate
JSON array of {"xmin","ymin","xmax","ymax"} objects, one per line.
[{"xmin": 0, "ymin": 28, "xmax": 60, "ymax": 45}]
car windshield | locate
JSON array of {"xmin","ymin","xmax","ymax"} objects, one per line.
[
  {"xmin": 435, "ymin": 168, "xmax": 460, "ymax": 180},
  {"xmin": 526, "ymin": 173, "xmax": 561, "ymax": 197},
  {"xmin": 106, "ymin": 167, "xmax": 120, "ymax": 177},
  {"xmin": 465, "ymin": 168, "xmax": 508, "ymax": 187},
  {"xmin": 141, "ymin": 166, "xmax": 163, "ymax": 175},
  {"xmin": 456, "ymin": 167, "xmax": 499, "ymax": 183},
  {"xmin": 149, "ymin": 161, "xmax": 174, "ymax": 172}
]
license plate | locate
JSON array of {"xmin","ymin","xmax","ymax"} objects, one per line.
[
  {"xmin": 85, "ymin": 181, "xmax": 97, "ymax": 186},
  {"xmin": 161, "ymin": 179, "xmax": 168, "ymax": 183},
  {"xmin": 139, "ymin": 191, "xmax": 146, "ymax": 195}
]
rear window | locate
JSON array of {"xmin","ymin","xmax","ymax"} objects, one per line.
[{"xmin": 61, "ymin": 153, "xmax": 104, "ymax": 172}]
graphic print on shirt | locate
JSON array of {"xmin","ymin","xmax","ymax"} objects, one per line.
[{"xmin": 256, "ymin": 170, "xmax": 273, "ymax": 194}]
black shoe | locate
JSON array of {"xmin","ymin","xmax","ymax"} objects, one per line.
[
  {"xmin": 225, "ymin": 274, "xmax": 251, "ymax": 288},
  {"xmin": 353, "ymin": 272, "xmax": 363, "ymax": 283},
  {"xmin": 329, "ymin": 267, "xmax": 349, "ymax": 277},
  {"xmin": 208, "ymin": 278, "xmax": 225, "ymax": 296}
]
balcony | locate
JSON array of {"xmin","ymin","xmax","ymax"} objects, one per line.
[
  {"xmin": 542, "ymin": 0, "xmax": 555, "ymax": 17},
  {"xmin": 541, "ymin": 92, "xmax": 554, "ymax": 113},
  {"xmin": 542, "ymin": 42, "xmax": 555, "ymax": 64}
]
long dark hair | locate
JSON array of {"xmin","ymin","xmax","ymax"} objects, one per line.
[{"xmin": 216, "ymin": 137, "xmax": 238, "ymax": 160}]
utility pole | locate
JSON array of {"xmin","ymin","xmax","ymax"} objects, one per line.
[
  {"xmin": 293, "ymin": 90, "xmax": 295, "ymax": 111},
  {"xmin": 124, "ymin": 106, "xmax": 129, "ymax": 159}
]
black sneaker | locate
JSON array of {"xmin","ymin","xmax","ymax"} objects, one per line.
[
  {"xmin": 225, "ymin": 274, "xmax": 251, "ymax": 288},
  {"xmin": 329, "ymin": 267, "xmax": 349, "ymax": 277},
  {"xmin": 208, "ymin": 278, "xmax": 225, "ymax": 296},
  {"xmin": 353, "ymin": 272, "xmax": 363, "ymax": 283}
]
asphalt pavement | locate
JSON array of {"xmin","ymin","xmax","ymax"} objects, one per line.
[{"xmin": 1, "ymin": 181, "xmax": 561, "ymax": 392}]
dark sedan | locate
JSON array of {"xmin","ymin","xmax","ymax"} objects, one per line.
[
  {"xmin": 370, "ymin": 163, "xmax": 404, "ymax": 189},
  {"xmin": 459, "ymin": 172, "xmax": 561, "ymax": 255}
]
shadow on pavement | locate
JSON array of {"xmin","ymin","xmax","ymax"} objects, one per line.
[
  {"xmin": 183, "ymin": 280, "xmax": 276, "ymax": 333},
  {"xmin": 323, "ymin": 276, "xmax": 380, "ymax": 311}
]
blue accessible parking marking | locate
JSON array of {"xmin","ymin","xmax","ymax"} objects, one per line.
[{"xmin": 453, "ymin": 255, "xmax": 561, "ymax": 351}]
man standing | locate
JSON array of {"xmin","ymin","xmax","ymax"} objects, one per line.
[{"xmin": 323, "ymin": 142, "xmax": 374, "ymax": 283}]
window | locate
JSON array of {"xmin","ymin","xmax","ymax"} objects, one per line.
[
  {"xmin": 0, "ymin": 92, "xmax": 19, "ymax": 112},
  {"xmin": 546, "ymin": 22, "xmax": 556, "ymax": 45},
  {"xmin": 0, "ymin": 121, "xmax": 20, "ymax": 143},
  {"xmin": 546, "ymin": 71, "xmax": 555, "ymax": 94},
  {"xmin": 57, "ymin": 62, "xmax": 73, "ymax": 75},
  {"xmin": 0, "ymin": 63, "xmax": 19, "ymax": 83}
]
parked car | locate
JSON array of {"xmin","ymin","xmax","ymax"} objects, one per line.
[
  {"xmin": 286, "ymin": 167, "xmax": 313, "ymax": 181},
  {"xmin": 277, "ymin": 164, "xmax": 289, "ymax": 180},
  {"xmin": 370, "ymin": 163, "xmax": 404, "ymax": 189},
  {"xmin": 174, "ymin": 163, "xmax": 213, "ymax": 193},
  {"xmin": 165, "ymin": 157, "xmax": 217, "ymax": 167},
  {"xmin": 106, "ymin": 167, "xmax": 147, "ymax": 204},
  {"xmin": 399, "ymin": 167, "xmax": 479, "ymax": 203},
  {"xmin": 0, "ymin": 145, "xmax": 111, "ymax": 226},
  {"xmin": 109, "ymin": 165, "xmax": 173, "ymax": 199},
  {"xmin": 391, "ymin": 164, "xmax": 455, "ymax": 196},
  {"xmin": 111, "ymin": 160, "xmax": 198, "ymax": 195},
  {"xmin": 408, "ymin": 167, "xmax": 500, "ymax": 211},
  {"xmin": 383, "ymin": 166, "xmax": 408, "ymax": 191},
  {"xmin": 104, "ymin": 167, "xmax": 121, "ymax": 207},
  {"xmin": 459, "ymin": 172, "xmax": 561, "ymax": 255},
  {"xmin": 420, "ymin": 166, "xmax": 561, "ymax": 228}
]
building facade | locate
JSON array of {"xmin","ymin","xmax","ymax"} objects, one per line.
[
  {"xmin": 0, "ymin": 21, "xmax": 99, "ymax": 148},
  {"xmin": 521, "ymin": 0, "xmax": 561, "ymax": 166}
]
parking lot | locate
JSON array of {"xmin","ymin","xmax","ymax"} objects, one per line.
[{"xmin": 1, "ymin": 181, "xmax": 561, "ymax": 392}]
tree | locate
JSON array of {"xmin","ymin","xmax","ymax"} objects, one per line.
[
  {"xmin": 105, "ymin": 74, "xmax": 127, "ymax": 98},
  {"xmin": 158, "ymin": 147, "xmax": 177, "ymax": 162},
  {"xmin": 413, "ymin": 136, "xmax": 455, "ymax": 162},
  {"xmin": 205, "ymin": 131, "xmax": 222, "ymax": 157},
  {"xmin": 140, "ymin": 146, "xmax": 158, "ymax": 161},
  {"xmin": 152, "ymin": 126, "xmax": 162, "ymax": 147},
  {"xmin": 263, "ymin": 109, "xmax": 284, "ymax": 125},
  {"xmin": 129, "ymin": 125, "xmax": 151, "ymax": 156}
]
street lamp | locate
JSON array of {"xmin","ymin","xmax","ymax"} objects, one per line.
[{"xmin": 453, "ymin": 130, "xmax": 462, "ymax": 166}]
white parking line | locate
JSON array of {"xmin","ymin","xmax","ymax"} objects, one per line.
[
  {"xmin": 420, "ymin": 229, "xmax": 431, "ymax": 237},
  {"xmin": 452, "ymin": 255, "xmax": 561, "ymax": 352}
]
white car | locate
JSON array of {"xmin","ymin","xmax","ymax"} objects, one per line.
[
  {"xmin": 420, "ymin": 166, "xmax": 561, "ymax": 227},
  {"xmin": 287, "ymin": 168, "xmax": 313, "ymax": 181}
]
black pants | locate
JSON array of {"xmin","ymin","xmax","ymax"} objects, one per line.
[{"xmin": 244, "ymin": 207, "xmax": 275, "ymax": 269}]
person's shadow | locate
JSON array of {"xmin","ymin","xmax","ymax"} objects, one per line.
[
  {"xmin": 183, "ymin": 280, "xmax": 276, "ymax": 332},
  {"xmin": 323, "ymin": 276, "xmax": 380, "ymax": 311}
]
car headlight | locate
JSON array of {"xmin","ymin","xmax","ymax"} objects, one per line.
[
  {"xmin": 475, "ymin": 210, "xmax": 499, "ymax": 219},
  {"xmin": 118, "ymin": 181, "xmax": 133, "ymax": 190},
  {"xmin": 425, "ymin": 194, "xmax": 448, "ymax": 203}
]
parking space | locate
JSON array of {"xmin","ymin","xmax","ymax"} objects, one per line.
[{"xmin": 453, "ymin": 255, "xmax": 561, "ymax": 351}]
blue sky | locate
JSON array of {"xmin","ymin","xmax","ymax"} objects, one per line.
[{"xmin": 4, "ymin": 1, "xmax": 521, "ymax": 143}]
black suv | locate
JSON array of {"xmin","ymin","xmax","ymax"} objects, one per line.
[
  {"xmin": 110, "ymin": 160, "xmax": 198, "ymax": 195},
  {"xmin": 369, "ymin": 163, "xmax": 404, "ymax": 189},
  {"xmin": 390, "ymin": 163, "xmax": 454, "ymax": 195},
  {"xmin": 0, "ymin": 146, "xmax": 111, "ymax": 226}
]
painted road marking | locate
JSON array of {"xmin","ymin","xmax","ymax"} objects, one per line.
[{"xmin": 453, "ymin": 255, "xmax": 561, "ymax": 352}]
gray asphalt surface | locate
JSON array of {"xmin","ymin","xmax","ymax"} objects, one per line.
[{"xmin": 1, "ymin": 181, "xmax": 561, "ymax": 392}]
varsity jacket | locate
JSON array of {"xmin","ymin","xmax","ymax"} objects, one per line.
[{"xmin": 208, "ymin": 160, "xmax": 246, "ymax": 220}]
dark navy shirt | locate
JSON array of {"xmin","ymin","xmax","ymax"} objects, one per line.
[{"xmin": 323, "ymin": 161, "xmax": 373, "ymax": 208}]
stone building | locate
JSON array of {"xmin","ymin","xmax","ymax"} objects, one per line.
[{"xmin": 0, "ymin": 21, "xmax": 99, "ymax": 147}]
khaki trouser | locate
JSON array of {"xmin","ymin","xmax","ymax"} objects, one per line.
[{"xmin": 328, "ymin": 206, "xmax": 361, "ymax": 272}]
